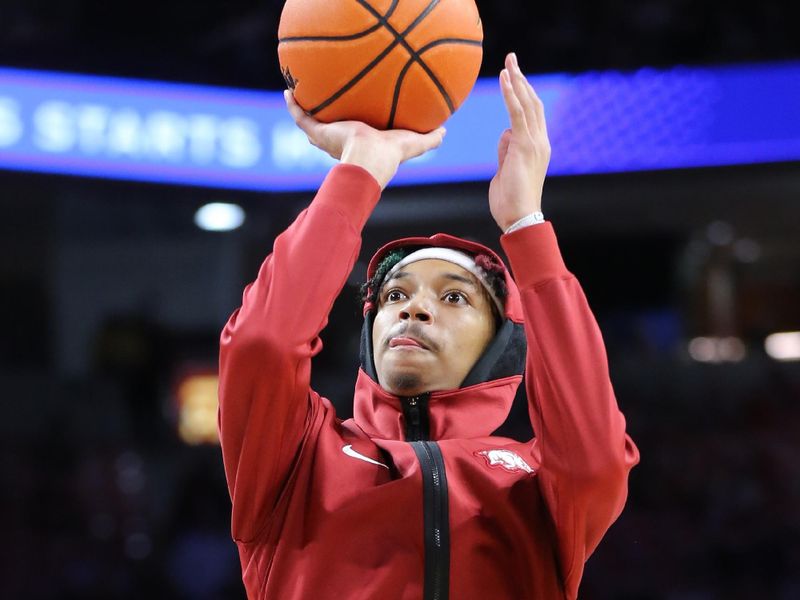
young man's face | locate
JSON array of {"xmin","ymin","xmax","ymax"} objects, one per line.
[{"xmin": 371, "ymin": 258, "xmax": 497, "ymax": 397}]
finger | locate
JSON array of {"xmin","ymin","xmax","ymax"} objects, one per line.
[
  {"xmin": 284, "ymin": 90, "xmax": 319, "ymax": 138},
  {"xmin": 402, "ymin": 127, "xmax": 447, "ymax": 160},
  {"xmin": 496, "ymin": 128, "xmax": 512, "ymax": 169},
  {"xmin": 417, "ymin": 126, "xmax": 447, "ymax": 154},
  {"xmin": 523, "ymin": 79, "xmax": 548, "ymax": 137},
  {"xmin": 499, "ymin": 68, "xmax": 527, "ymax": 134},
  {"xmin": 508, "ymin": 53, "xmax": 538, "ymax": 135},
  {"xmin": 428, "ymin": 126, "xmax": 447, "ymax": 148}
]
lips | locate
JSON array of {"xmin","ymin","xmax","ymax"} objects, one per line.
[{"xmin": 389, "ymin": 336, "xmax": 428, "ymax": 350}]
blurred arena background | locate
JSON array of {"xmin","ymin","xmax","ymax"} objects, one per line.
[{"xmin": 1, "ymin": 1, "xmax": 799, "ymax": 598}]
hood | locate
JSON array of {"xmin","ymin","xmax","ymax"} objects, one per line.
[{"xmin": 355, "ymin": 233, "xmax": 527, "ymax": 441}]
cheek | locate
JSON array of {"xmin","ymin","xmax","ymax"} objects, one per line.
[
  {"xmin": 371, "ymin": 311, "xmax": 391, "ymax": 350},
  {"xmin": 455, "ymin": 315, "xmax": 495, "ymax": 358},
  {"xmin": 371, "ymin": 320, "xmax": 382, "ymax": 351}
]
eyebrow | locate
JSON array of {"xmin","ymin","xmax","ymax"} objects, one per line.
[
  {"xmin": 382, "ymin": 271, "xmax": 479, "ymax": 291},
  {"xmin": 383, "ymin": 271, "xmax": 410, "ymax": 285},
  {"xmin": 441, "ymin": 273, "xmax": 479, "ymax": 291}
]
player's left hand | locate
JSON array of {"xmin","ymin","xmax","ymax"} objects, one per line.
[{"xmin": 489, "ymin": 53, "xmax": 551, "ymax": 232}]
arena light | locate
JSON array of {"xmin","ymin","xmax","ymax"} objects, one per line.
[
  {"xmin": 174, "ymin": 371, "xmax": 220, "ymax": 445},
  {"xmin": 688, "ymin": 336, "xmax": 746, "ymax": 363},
  {"xmin": 764, "ymin": 332, "xmax": 800, "ymax": 362},
  {"xmin": 194, "ymin": 202, "xmax": 245, "ymax": 231}
]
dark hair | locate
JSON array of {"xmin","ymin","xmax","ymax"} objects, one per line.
[
  {"xmin": 474, "ymin": 253, "xmax": 508, "ymax": 305},
  {"xmin": 359, "ymin": 249, "xmax": 409, "ymax": 307}
]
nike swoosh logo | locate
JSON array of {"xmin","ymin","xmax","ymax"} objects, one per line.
[{"xmin": 342, "ymin": 445, "xmax": 389, "ymax": 469}]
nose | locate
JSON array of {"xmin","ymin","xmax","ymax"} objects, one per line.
[{"xmin": 399, "ymin": 297, "xmax": 432, "ymax": 323}]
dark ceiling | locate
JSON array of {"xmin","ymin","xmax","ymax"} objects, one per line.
[{"xmin": 1, "ymin": 0, "xmax": 798, "ymax": 90}]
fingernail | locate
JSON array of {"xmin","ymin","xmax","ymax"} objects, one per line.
[
  {"xmin": 283, "ymin": 90, "xmax": 291, "ymax": 103},
  {"xmin": 511, "ymin": 53, "xmax": 518, "ymax": 67}
]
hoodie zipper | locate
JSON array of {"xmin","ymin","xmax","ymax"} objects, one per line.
[
  {"xmin": 404, "ymin": 395, "xmax": 450, "ymax": 600},
  {"xmin": 402, "ymin": 394, "xmax": 429, "ymax": 442}
]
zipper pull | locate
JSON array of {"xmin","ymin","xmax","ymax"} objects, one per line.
[
  {"xmin": 408, "ymin": 397, "xmax": 421, "ymax": 427},
  {"xmin": 403, "ymin": 394, "xmax": 429, "ymax": 441}
]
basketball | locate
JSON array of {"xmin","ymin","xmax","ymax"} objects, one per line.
[{"xmin": 277, "ymin": 0, "xmax": 483, "ymax": 133}]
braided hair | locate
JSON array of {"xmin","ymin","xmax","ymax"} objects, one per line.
[{"xmin": 359, "ymin": 249, "xmax": 409, "ymax": 307}]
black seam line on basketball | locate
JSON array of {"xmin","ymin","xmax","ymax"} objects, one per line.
[
  {"xmin": 278, "ymin": 23, "xmax": 382, "ymax": 43},
  {"xmin": 278, "ymin": 0, "xmax": 399, "ymax": 43},
  {"xmin": 355, "ymin": 0, "xmax": 441, "ymax": 49},
  {"xmin": 354, "ymin": 0, "xmax": 439, "ymax": 36},
  {"xmin": 354, "ymin": 0, "xmax": 456, "ymax": 113},
  {"xmin": 308, "ymin": 0, "xmax": 439, "ymax": 116},
  {"xmin": 304, "ymin": 0, "xmax": 401, "ymax": 114},
  {"xmin": 386, "ymin": 38, "xmax": 482, "ymax": 128},
  {"xmin": 308, "ymin": 39, "xmax": 400, "ymax": 115}
]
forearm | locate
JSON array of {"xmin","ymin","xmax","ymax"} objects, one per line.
[
  {"xmin": 222, "ymin": 164, "xmax": 380, "ymax": 352},
  {"xmin": 502, "ymin": 223, "xmax": 631, "ymax": 464},
  {"xmin": 501, "ymin": 223, "xmax": 639, "ymax": 578},
  {"xmin": 218, "ymin": 163, "xmax": 381, "ymax": 540}
]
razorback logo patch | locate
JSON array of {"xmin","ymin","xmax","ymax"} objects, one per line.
[{"xmin": 475, "ymin": 449, "xmax": 535, "ymax": 474}]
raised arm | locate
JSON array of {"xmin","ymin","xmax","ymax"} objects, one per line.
[
  {"xmin": 503, "ymin": 224, "xmax": 639, "ymax": 596},
  {"xmin": 218, "ymin": 94, "xmax": 445, "ymax": 542},
  {"xmin": 491, "ymin": 53, "xmax": 639, "ymax": 595}
]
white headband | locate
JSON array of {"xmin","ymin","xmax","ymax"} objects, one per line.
[{"xmin": 384, "ymin": 247, "xmax": 504, "ymax": 315}]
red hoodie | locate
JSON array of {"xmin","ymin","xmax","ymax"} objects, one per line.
[{"xmin": 218, "ymin": 164, "xmax": 639, "ymax": 599}]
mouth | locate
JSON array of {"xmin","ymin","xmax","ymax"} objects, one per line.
[{"xmin": 388, "ymin": 336, "xmax": 429, "ymax": 350}]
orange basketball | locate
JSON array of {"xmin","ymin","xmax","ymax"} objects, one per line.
[{"xmin": 277, "ymin": 0, "xmax": 483, "ymax": 133}]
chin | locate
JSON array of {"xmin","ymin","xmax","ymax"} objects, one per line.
[{"xmin": 383, "ymin": 370, "xmax": 426, "ymax": 396}]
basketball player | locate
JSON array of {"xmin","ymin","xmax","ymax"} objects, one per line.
[{"xmin": 218, "ymin": 53, "xmax": 639, "ymax": 599}]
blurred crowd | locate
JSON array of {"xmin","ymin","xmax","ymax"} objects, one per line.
[{"xmin": 1, "ymin": 299, "xmax": 798, "ymax": 599}]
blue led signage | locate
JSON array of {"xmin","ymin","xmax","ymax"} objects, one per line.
[{"xmin": 1, "ymin": 61, "xmax": 798, "ymax": 191}]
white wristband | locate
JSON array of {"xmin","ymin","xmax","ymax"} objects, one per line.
[{"xmin": 504, "ymin": 212, "xmax": 545, "ymax": 234}]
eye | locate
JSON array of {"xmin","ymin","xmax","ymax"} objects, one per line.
[
  {"xmin": 384, "ymin": 289, "xmax": 407, "ymax": 303},
  {"xmin": 443, "ymin": 291, "xmax": 468, "ymax": 305}
]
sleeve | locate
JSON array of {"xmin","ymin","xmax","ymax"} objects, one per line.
[
  {"xmin": 218, "ymin": 164, "xmax": 381, "ymax": 543},
  {"xmin": 501, "ymin": 222, "xmax": 640, "ymax": 596}
]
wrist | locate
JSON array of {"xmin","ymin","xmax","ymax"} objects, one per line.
[
  {"xmin": 341, "ymin": 139, "xmax": 398, "ymax": 189},
  {"xmin": 502, "ymin": 211, "xmax": 545, "ymax": 234},
  {"xmin": 495, "ymin": 208, "xmax": 542, "ymax": 231}
]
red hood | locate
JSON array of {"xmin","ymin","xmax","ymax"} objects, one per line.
[{"xmin": 355, "ymin": 233, "xmax": 527, "ymax": 441}]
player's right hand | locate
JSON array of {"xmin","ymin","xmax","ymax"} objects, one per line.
[{"xmin": 284, "ymin": 90, "xmax": 445, "ymax": 189}]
